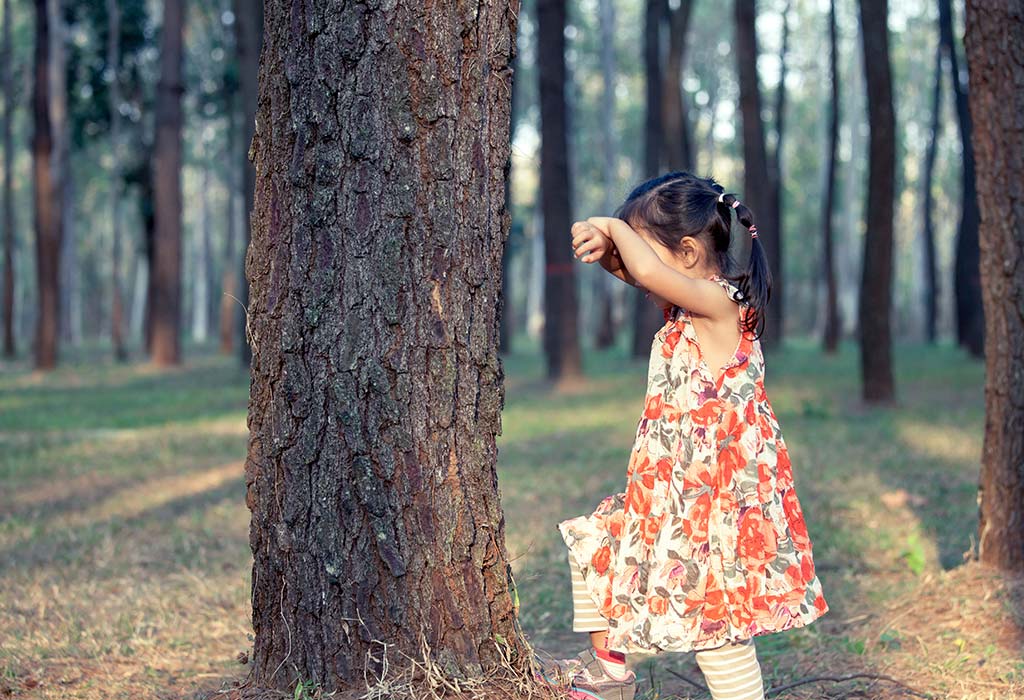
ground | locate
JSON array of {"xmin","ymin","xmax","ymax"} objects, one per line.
[{"xmin": 0, "ymin": 337, "xmax": 1021, "ymax": 699}]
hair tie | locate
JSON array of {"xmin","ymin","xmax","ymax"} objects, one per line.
[
  {"xmin": 717, "ymin": 192, "xmax": 726, "ymax": 203},
  {"xmin": 731, "ymin": 200, "xmax": 741, "ymax": 209},
  {"xmin": 748, "ymin": 225, "xmax": 758, "ymax": 239}
]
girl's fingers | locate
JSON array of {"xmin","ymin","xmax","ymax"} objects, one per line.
[{"xmin": 572, "ymin": 232, "xmax": 593, "ymax": 248}]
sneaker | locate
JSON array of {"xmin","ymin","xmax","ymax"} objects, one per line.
[{"xmin": 534, "ymin": 647, "xmax": 636, "ymax": 700}]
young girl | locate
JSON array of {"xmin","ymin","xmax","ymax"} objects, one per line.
[{"xmin": 539, "ymin": 172, "xmax": 829, "ymax": 700}]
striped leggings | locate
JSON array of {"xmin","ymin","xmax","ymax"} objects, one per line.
[{"xmin": 568, "ymin": 552, "xmax": 765, "ymax": 700}]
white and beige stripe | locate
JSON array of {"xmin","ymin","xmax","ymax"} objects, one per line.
[
  {"xmin": 568, "ymin": 551, "xmax": 609, "ymax": 632},
  {"xmin": 694, "ymin": 637, "xmax": 765, "ymax": 700}
]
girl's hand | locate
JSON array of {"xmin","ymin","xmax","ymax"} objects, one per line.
[
  {"xmin": 584, "ymin": 216, "xmax": 620, "ymax": 237},
  {"xmin": 571, "ymin": 221, "xmax": 613, "ymax": 264}
]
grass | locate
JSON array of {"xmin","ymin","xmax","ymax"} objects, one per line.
[{"xmin": 0, "ymin": 335, "xmax": 1021, "ymax": 699}]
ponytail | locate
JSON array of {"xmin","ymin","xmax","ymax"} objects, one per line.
[{"xmin": 716, "ymin": 192, "xmax": 772, "ymax": 340}]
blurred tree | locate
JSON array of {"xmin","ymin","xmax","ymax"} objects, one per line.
[
  {"xmin": 857, "ymin": 0, "xmax": 895, "ymax": 402},
  {"xmin": 233, "ymin": 0, "xmax": 261, "ymax": 367},
  {"xmin": 1, "ymin": 0, "xmax": 14, "ymax": 358},
  {"xmin": 821, "ymin": 0, "xmax": 840, "ymax": 353},
  {"xmin": 633, "ymin": 0, "xmax": 666, "ymax": 358},
  {"xmin": 499, "ymin": 46, "xmax": 518, "ymax": 355},
  {"xmin": 964, "ymin": 0, "xmax": 1024, "ymax": 571},
  {"xmin": 734, "ymin": 0, "xmax": 781, "ymax": 350},
  {"xmin": 538, "ymin": 0, "xmax": 582, "ymax": 380},
  {"xmin": 33, "ymin": 0, "xmax": 61, "ymax": 369},
  {"xmin": 663, "ymin": 0, "xmax": 694, "ymax": 171},
  {"xmin": 244, "ymin": 0, "xmax": 529, "ymax": 689},
  {"xmin": 150, "ymin": 0, "xmax": 184, "ymax": 365},
  {"xmin": 219, "ymin": 86, "xmax": 239, "ymax": 355},
  {"xmin": 940, "ymin": 0, "xmax": 983, "ymax": 358},
  {"xmin": 920, "ymin": 38, "xmax": 941, "ymax": 345},
  {"xmin": 595, "ymin": 0, "xmax": 618, "ymax": 350},
  {"xmin": 108, "ymin": 0, "xmax": 127, "ymax": 361}
]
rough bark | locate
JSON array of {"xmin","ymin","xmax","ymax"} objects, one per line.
[
  {"xmin": 941, "ymin": 0, "xmax": 984, "ymax": 357},
  {"xmin": 244, "ymin": 0, "xmax": 529, "ymax": 691},
  {"xmin": 32, "ymin": 0, "xmax": 60, "ymax": 370},
  {"xmin": 150, "ymin": 0, "xmax": 184, "ymax": 365},
  {"xmin": 663, "ymin": 0, "xmax": 694, "ymax": 171},
  {"xmin": 2, "ymin": 0, "xmax": 14, "ymax": 358},
  {"xmin": 921, "ymin": 40, "xmax": 942, "ymax": 345},
  {"xmin": 108, "ymin": 0, "xmax": 127, "ymax": 361},
  {"xmin": 734, "ymin": 0, "xmax": 781, "ymax": 349},
  {"xmin": 964, "ymin": 0, "xmax": 1024, "ymax": 571},
  {"xmin": 538, "ymin": 0, "xmax": 582, "ymax": 380},
  {"xmin": 233, "ymin": 0, "xmax": 261, "ymax": 368},
  {"xmin": 633, "ymin": 0, "xmax": 667, "ymax": 358},
  {"xmin": 821, "ymin": 0, "xmax": 841, "ymax": 353},
  {"xmin": 857, "ymin": 0, "xmax": 896, "ymax": 402}
]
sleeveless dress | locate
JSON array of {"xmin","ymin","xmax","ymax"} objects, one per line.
[{"xmin": 557, "ymin": 274, "xmax": 829, "ymax": 655}]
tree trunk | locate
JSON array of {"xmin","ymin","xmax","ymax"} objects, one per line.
[
  {"xmin": 499, "ymin": 48, "xmax": 519, "ymax": 355},
  {"xmin": 244, "ymin": 0, "xmax": 530, "ymax": 691},
  {"xmin": 663, "ymin": 0, "xmax": 694, "ymax": 172},
  {"xmin": 108, "ymin": 0, "xmax": 127, "ymax": 361},
  {"xmin": 1, "ymin": 0, "xmax": 13, "ymax": 358},
  {"xmin": 768, "ymin": 0, "xmax": 789, "ymax": 336},
  {"xmin": 141, "ymin": 152, "xmax": 156, "ymax": 354},
  {"xmin": 921, "ymin": 40, "xmax": 942, "ymax": 345},
  {"xmin": 191, "ymin": 163, "xmax": 211, "ymax": 342},
  {"xmin": 633, "ymin": 0, "xmax": 667, "ymax": 358},
  {"xmin": 233, "ymin": 0, "xmax": 261, "ymax": 368},
  {"xmin": 32, "ymin": 0, "xmax": 60, "ymax": 370},
  {"xmin": 857, "ymin": 0, "xmax": 896, "ymax": 402},
  {"xmin": 821, "ymin": 0, "xmax": 841, "ymax": 354},
  {"xmin": 941, "ymin": 0, "xmax": 984, "ymax": 358},
  {"xmin": 964, "ymin": 0, "xmax": 1024, "ymax": 572},
  {"xmin": 49, "ymin": 0, "xmax": 70, "ymax": 348},
  {"xmin": 219, "ymin": 91, "xmax": 239, "ymax": 354},
  {"xmin": 595, "ymin": 0, "xmax": 618, "ymax": 351},
  {"xmin": 734, "ymin": 0, "xmax": 781, "ymax": 350},
  {"xmin": 150, "ymin": 0, "xmax": 184, "ymax": 366},
  {"xmin": 538, "ymin": 0, "xmax": 582, "ymax": 381}
]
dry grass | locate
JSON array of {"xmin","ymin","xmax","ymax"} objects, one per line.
[{"xmin": 1, "ymin": 338, "xmax": 1021, "ymax": 700}]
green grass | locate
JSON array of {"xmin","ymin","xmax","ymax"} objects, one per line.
[{"xmin": 0, "ymin": 334, "xmax": 1007, "ymax": 699}]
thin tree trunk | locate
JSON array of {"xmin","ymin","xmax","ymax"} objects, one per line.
[
  {"xmin": 32, "ymin": 0, "xmax": 60, "ymax": 369},
  {"xmin": 964, "ymin": 0, "xmax": 1024, "ymax": 572},
  {"xmin": 500, "ymin": 48, "xmax": 519, "ymax": 355},
  {"xmin": 245, "ymin": 0, "xmax": 529, "ymax": 689},
  {"xmin": 857, "ymin": 0, "xmax": 896, "ymax": 402},
  {"xmin": 663, "ymin": 0, "xmax": 695, "ymax": 172},
  {"xmin": 108, "ymin": 0, "xmax": 127, "ymax": 360},
  {"xmin": 940, "ymin": 0, "xmax": 984, "ymax": 358},
  {"xmin": 595, "ymin": 0, "xmax": 618, "ymax": 350},
  {"xmin": 633, "ymin": 0, "xmax": 667, "ymax": 358},
  {"xmin": 49, "ymin": 0, "xmax": 70, "ymax": 348},
  {"xmin": 822, "ymin": 0, "xmax": 841, "ymax": 353},
  {"xmin": 219, "ymin": 91, "xmax": 238, "ymax": 354},
  {"xmin": 538, "ymin": 0, "xmax": 582, "ymax": 381},
  {"xmin": 734, "ymin": 0, "xmax": 781, "ymax": 349},
  {"xmin": 233, "ymin": 0, "xmax": 261, "ymax": 368},
  {"xmin": 150, "ymin": 0, "xmax": 184, "ymax": 366},
  {"xmin": 192, "ymin": 163, "xmax": 210, "ymax": 342},
  {"xmin": 768, "ymin": 0, "xmax": 789, "ymax": 337},
  {"xmin": 921, "ymin": 40, "xmax": 942, "ymax": 345},
  {"xmin": 1, "ymin": 0, "xmax": 13, "ymax": 358}
]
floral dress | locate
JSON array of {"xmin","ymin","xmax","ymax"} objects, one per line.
[{"xmin": 557, "ymin": 274, "xmax": 829, "ymax": 655}]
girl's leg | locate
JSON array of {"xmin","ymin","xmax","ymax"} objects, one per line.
[
  {"xmin": 567, "ymin": 552, "xmax": 629, "ymax": 680},
  {"xmin": 694, "ymin": 638, "xmax": 765, "ymax": 700}
]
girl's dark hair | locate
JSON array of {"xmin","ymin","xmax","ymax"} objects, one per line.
[{"xmin": 612, "ymin": 171, "xmax": 773, "ymax": 339}]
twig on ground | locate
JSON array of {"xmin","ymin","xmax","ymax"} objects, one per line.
[{"xmin": 760, "ymin": 671, "xmax": 934, "ymax": 698}]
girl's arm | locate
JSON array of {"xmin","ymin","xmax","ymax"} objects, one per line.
[{"xmin": 587, "ymin": 216, "xmax": 735, "ymax": 319}]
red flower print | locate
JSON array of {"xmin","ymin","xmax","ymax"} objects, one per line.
[
  {"xmin": 657, "ymin": 458, "xmax": 673, "ymax": 482},
  {"xmin": 643, "ymin": 515, "xmax": 661, "ymax": 545},
  {"xmin": 633, "ymin": 454, "xmax": 657, "ymax": 490},
  {"xmin": 682, "ymin": 492, "xmax": 711, "ymax": 544},
  {"xmin": 782, "ymin": 489, "xmax": 810, "ymax": 549},
  {"xmin": 626, "ymin": 480, "xmax": 652, "ymax": 516},
  {"xmin": 800, "ymin": 552, "xmax": 815, "ymax": 581},
  {"xmin": 644, "ymin": 394, "xmax": 664, "ymax": 420},
  {"xmin": 648, "ymin": 594, "xmax": 669, "ymax": 615},
  {"xmin": 776, "ymin": 447, "xmax": 794, "ymax": 490},
  {"xmin": 737, "ymin": 508, "xmax": 777, "ymax": 573},
  {"xmin": 592, "ymin": 545, "xmax": 611, "ymax": 575},
  {"xmin": 691, "ymin": 399, "xmax": 724, "ymax": 427},
  {"xmin": 814, "ymin": 594, "xmax": 829, "ymax": 614},
  {"xmin": 607, "ymin": 509, "xmax": 625, "ymax": 539},
  {"xmin": 661, "ymin": 329, "xmax": 682, "ymax": 358}
]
